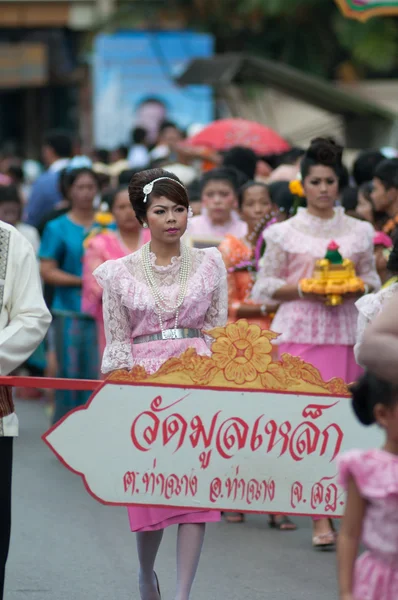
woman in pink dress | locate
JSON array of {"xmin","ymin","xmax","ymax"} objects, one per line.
[
  {"xmin": 337, "ymin": 374, "xmax": 398, "ymax": 600},
  {"xmin": 94, "ymin": 168, "xmax": 227, "ymax": 600},
  {"xmin": 82, "ymin": 186, "xmax": 150, "ymax": 364},
  {"xmin": 252, "ymin": 138, "xmax": 381, "ymax": 549}
]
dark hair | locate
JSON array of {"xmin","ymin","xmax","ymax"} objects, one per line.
[
  {"xmin": 359, "ymin": 181, "xmax": 374, "ymax": 203},
  {"xmin": 94, "ymin": 148, "xmax": 110, "ymax": 164},
  {"xmin": 341, "ymin": 187, "xmax": 359, "ymax": 212},
  {"xmin": 105, "ymin": 186, "xmax": 129, "ymax": 211},
  {"xmin": 223, "ymin": 146, "xmax": 258, "ymax": 180},
  {"xmin": 64, "ymin": 168, "xmax": 99, "ymax": 199},
  {"xmin": 238, "ymin": 181, "xmax": 270, "ymax": 210},
  {"xmin": 277, "ymin": 147, "xmax": 305, "ymax": 167},
  {"xmin": 132, "ymin": 127, "xmax": 147, "ymax": 145},
  {"xmin": 353, "ymin": 150, "xmax": 385, "ymax": 186},
  {"xmin": 199, "ymin": 167, "xmax": 247, "ymax": 196},
  {"xmin": 339, "ymin": 165, "xmax": 350, "ymax": 192},
  {"xmin": 128, "ymin": 168, "xmax": 188, "ymax": 225},
  {"xmin": 117, "ymin": 146, "xmax": 128, "ymax": 159},
  {"xmin": 0, "ymin": 184, "xmax": 22, "ymax": 206},
  {"xmin": 7, "ymin": 165, "xmax": 24, "ymax": 184},
  {"xmin": 301, "ymin": 137, "xmax": 343, "ymax": 180},
  {"xmin": 187, "ymin": 179, "xmax": 201, "ymax": 203},
  {"xmin": 268, "ymin": 181, "xmax": 296, "ymax": 215},
  {"xmin": 373, "ymin": 158, "xmax": 398, "ymax": 190},
  {"xmin": 351, "ymin": 372, "xmax": 397, "ymax": 426},
  {"xmin": 118, "ymin": 168, "xmax": 141, "ymax": 186},
  {"xmin": 43, "ymin": 130, "xmax": 72, "ymax": 159},
  {"xmin": 159, "ymin": 120, "xmax": 178, "ymax": 134},
  {"xmin": 387, "ymin": 237, "xmax": 398, "ymax": 274}
]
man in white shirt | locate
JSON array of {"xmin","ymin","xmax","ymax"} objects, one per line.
[{"xmin": 0, "ymin": 221, "xmax": 51, "ymax": 599}]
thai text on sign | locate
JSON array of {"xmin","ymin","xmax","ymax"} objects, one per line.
[{"xmin": 44, "ymin": 381, "xmax": 382, "ymax": 517}]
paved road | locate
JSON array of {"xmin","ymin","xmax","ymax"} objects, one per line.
[{"xmin": 5, "ymin": 399, "xmax": 338, "ymax": 600}]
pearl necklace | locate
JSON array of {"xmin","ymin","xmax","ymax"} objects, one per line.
[{"xmin": 141, "ymin": 242, "xmax": 191, "ymax": 338}]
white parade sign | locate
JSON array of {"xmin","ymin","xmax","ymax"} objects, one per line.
[
  {"xmin": 44, "ymin": 380, "xmax": 382, "ymax": 517},
  {"xmin": 43, "ymin": 321, "xmax": 382, "ymax": 517}
]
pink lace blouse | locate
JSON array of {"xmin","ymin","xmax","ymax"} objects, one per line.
[
  {"xmin": 252, "ymin": 208, "xmax": 381, "ymax": 346},
  {"xmin": 94, "ymin": 246, "xmax": 228, "ymax": 374}
]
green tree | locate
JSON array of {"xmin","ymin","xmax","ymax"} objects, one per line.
[{"xmin": 93, "ymin": 0, "xmax": 398, "ymax": 79}]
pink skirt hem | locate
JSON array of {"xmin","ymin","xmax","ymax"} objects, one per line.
[{"xmin": 128, "ymin": 507, "xmax": 221, "ymax": 532}]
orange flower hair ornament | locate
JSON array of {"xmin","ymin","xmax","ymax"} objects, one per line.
[{"xmin": 289, "ymin": 179, "xmax": 305, "ymax": 198}]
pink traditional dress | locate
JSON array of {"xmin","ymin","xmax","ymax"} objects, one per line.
[
  {"xmin": 94, "ymin": 245, "xmax": 228, "ymax": 531},
  {"xmin": 338, "ymin": 449, "xmax": 398, "ymax": 600},
  {"xmin": 82, "ymin": 229, "xmax": 150, "ymax": 364},
  {"xmin": 187, "ymin": 211, "xmax": 248, "ymax": 245},
  {"xmin": 252, "ymin": 207, "xmax": 381, "ymax": 383}
]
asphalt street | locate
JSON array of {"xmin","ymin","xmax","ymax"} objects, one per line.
[{"xmin": 5, "ymin": 399, "xmax": 338, "ymax": 600}]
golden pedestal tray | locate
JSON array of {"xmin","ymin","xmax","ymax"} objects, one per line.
[{"xmin": 300, "ymin": 241, "xmax": 365, "ymax": 306}]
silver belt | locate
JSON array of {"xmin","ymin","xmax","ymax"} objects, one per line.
[{"xmin": 133, "ymin": 328, "xmax": 204, "ymax": 344}]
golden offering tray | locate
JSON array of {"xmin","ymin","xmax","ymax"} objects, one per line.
[{"xmin": 300, "ymin": 241, "xmax": 364, "ymax": 306}]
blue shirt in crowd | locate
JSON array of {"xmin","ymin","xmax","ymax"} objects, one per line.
[
  {"xmin": 25, "ymin": 159, "xmax": 69, "ymax": 227},
  {"xmin": 39, "ymin": 214, "xmax": 89, "ymax": 313}
]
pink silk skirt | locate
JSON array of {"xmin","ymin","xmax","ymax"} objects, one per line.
[
  {"xmin": 128, "ymin": 506, "xmax": 220, "ymax": 532},
  {"xmin": 278, "ymin": 343, "xmax": 363, "ymax": 384}
]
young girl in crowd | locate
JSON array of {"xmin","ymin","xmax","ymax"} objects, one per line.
[
  {"xmin": 187, "ymin": 167, "xmax": 247, "ymax": 244},
  {"xmin": 252, "ymin": 137, "xmax": 381, "ymax": 549},
  {"xmin": 82, "ymin": 186, "xmax": 150, "ymax": 366},
  {"xmin": 337, "ymin": 374, "xmax": 398, "ymax": 600},
  {"xmin": 219, "ymin": 181, "xmax": 295, "ymax": 530},
  {"xmin": 94, "ymin": 168, "xmax": 227, "ymax": 600},
  {"xmin": 39, "ymin": 166, "xmax": 99, "ymax": 423},
  {"xmin": 219, "ymin": 181, "xmax": 276, "ymax": 326}
]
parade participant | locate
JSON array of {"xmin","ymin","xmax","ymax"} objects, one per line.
[
  {"xmin": 94, "ymin": 168, "xmax": 227, "ymax": 600},
  {"xmin": 358, "ymin": 291, "xmax": 398, "ymax": 384},
  {"xmin": 355, "ymin": 238, "xmax": 398, "ymax": 363},
  {"xmin": 186, "ymin": 167, "xmax": 248, "ymax": 245},
  {"xmin": 82, "ymin": 186, "xmax": 150, "ymax": 365},
  {"xmin": 252, "ymin": 137, "xmax": 381, "ymax": 549},
  {"xmin": 219, "ymin": 181, "xmax": 277, "ymax": 326},
  {"xmin": 39, "ymin": 166, "xmax": 99, "ymax": 424},
  {"xmin": 372, "ymin": 158, "xmax": 398, "ymax": 242},
  {"xmin": 337, "ymin": 374, "xmax": 398, "ymax": 600},
  {"xmin": 219, "ymin": 181, "xmax": 296, "ymax": 530},
  {"xmin": 0, "ymin": 223, "xmax": 51, "ymax": 600}
]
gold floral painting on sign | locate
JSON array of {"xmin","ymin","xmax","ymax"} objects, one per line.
[{"xmin": 107, "ymin": 319, "xmax": 349, "ymax": 396}]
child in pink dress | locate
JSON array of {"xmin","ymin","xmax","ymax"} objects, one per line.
[
  {"xmin": 337, "ymin": 374, "xmax": 398, "ymax": 600},
  {"xmin": 94, "ymin": 168, "xmax": 227, "ymax": 600},
  {"xmin": 186, "ymin": 167, "xmax": 247, "ymax": 245}
]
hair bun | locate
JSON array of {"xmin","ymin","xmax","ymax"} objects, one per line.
[
  {"xmin": 387, "ymin": 241, "xmax": 398, "ymax": 274},
  {"xmin": 306, "ymin": 137, "xmax": 343, "ymax": 168}
]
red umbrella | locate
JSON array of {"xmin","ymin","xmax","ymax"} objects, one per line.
[{"xmin": 183, "ymin": 118, "xmax": 290, "ymax": 155}]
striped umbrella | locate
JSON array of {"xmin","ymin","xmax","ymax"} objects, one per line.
[{"xmin": 336, "ymin": 0, "xmax": 398, "ymax": 21}]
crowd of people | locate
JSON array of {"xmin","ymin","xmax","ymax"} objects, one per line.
[{"xmin": 1, "ymin": 121, "xmax": 398, "ymax": 600}]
